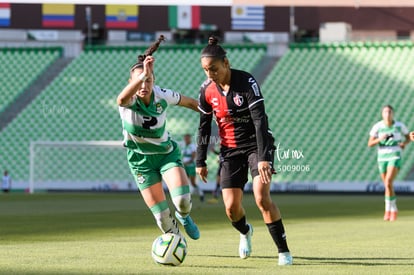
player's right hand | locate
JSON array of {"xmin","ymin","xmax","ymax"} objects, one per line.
[
  {"xmin": 143, "ymin": 55, "xmax": 154, "ymax": 76},
  {"xmin": 378, "ymin": 133, "xmax": 388, "ymax": 141},
  {"xmin": 196, "ymin": 167, "xmax": 208, "ymax": 183}
]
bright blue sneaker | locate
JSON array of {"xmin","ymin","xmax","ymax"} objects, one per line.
[
  {"xmin": 239, "ymin": 224, "xmax": 253, "ymax": 259},
  {"xmin": 175, "ymin": 212, "xmax": 200, "ymax": 240}
]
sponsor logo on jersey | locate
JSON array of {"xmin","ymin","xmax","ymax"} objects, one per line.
[
  {"xmin": 211, "ymin": 97, "xmax": 219, "ymax": 107},
  {"xmin": 252, "ymin": 83, "xmax": 260, "ymax": 96},
  {"xmin": 249, "ymin": 77, "xmax": 260, "ymax": 96}
]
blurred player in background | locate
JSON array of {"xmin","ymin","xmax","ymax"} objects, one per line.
[
  {"xmin": 368, "ymin": 105, "xmax": 410, "ymax": 221},
  {"xmin": 209, "ymin": 144, "xmax": 221, "ymax": 203},
  {"xmin": 196, "ymin": 36, "xmax": 292, "ymax": 265},
  {"xmin": 117, "ymin": 35, "xmax": 200, "ymax": 240},
  {"xmin": 2, "ymin": 170, "xmax": 11, "ymax": 193},
  {"xmin": 181, "ymin": 133, "xmax": 204, "ymax": 202},
  {"xmin": 410, "ymin": 131, "xmax": 414, "ymax": 141}
]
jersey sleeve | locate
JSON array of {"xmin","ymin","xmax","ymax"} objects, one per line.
[
  {"xmin": 154, "ymin": 86, "xmax": 181, "ymax": 105},
  {"xmin": 196, "ymin": 85, "xmax": 213, "ymax": 167},
  {"xmin": 190, "ymin": 143, "xmax": 197, "ymax": 153},
  {"xmin": 121, "ymin": 95, "xmax": 137, "ymax": 108},
  {"xmin": 369, "ymin": 123, "xmax": 379, "ymax": 137},
  {"xmin": 197, "ymin": 82, "xmax": 213, "ymax": 115},
  {"xmin": 245, "ymin": 76, "xmax": 274, "ymax": 162},
  {"xmin": 400, "ymin": 122, "xmax": 409, "ymax": 135}
]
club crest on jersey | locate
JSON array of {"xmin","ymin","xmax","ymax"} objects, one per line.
[
  {"xmin": 233, "ymin": 94, "xmax": 244, "ymax": 106},
  {"xmin": 155, "ymin": 103, "xmax": 163, "ymax": 113},
  {"xmin": 136, "ymin": 173, "xmax": 146, "ymax": 184}
]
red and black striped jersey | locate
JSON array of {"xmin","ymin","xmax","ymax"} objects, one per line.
[{"xmin": 196, "ymin": 69, "xmax": 275, "ymax": 167}]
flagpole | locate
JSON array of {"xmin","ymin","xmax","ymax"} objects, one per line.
[
  {"xmin": 289, "ymin": 6, "xmax": 295, "ymax": 43},
  {"xmin": 85, "ymin": 6, "xmax": 92, "ymax": 46}
]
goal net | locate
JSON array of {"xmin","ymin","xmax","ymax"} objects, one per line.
[{"xmin": 29, "ymin": 141, "xmax": 135, "ymax": 193}]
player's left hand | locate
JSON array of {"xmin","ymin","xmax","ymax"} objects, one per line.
[
  {"xmin": 196, "ymin": 166, "xmax": 208, "ymax": 183},
  {"xmin": 258, "ymin": 161, "xmax": 273, "ymax": 185}
]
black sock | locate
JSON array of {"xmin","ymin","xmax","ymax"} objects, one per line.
[
  {"xmin": 231, "ymin": 216, "xmax": 250, "ymax": 235},
  {"xmin": 266, "ymin": 219, "xmax": 289, "ymax": 253}
]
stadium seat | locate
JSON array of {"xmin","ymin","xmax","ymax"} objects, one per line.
[
  {"xmin": 0, "ymin": 47, "xmax": 61, "ymax": 114},
  {"xmin": 262, "ymin": 42, "xmax": 414, "ymax": 182},
  {"xmin": 0, "ymin": 44, "xmax": 267, "ymax": 185}
]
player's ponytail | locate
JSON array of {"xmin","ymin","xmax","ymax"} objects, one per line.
[
  {"xmin": 201, "ymin": 35, "xmax": 227, "ymax": 60},
  {"xmin": 130, "ymin": 35, "xmax": 165, "ymax": 72}
]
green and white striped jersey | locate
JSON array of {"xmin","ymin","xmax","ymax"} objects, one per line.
[
  {"xmin": 181, "ymin": 143, "xmax": 196, "ymax": 165},
  {"xmin": 369, "ymin": 120, "xmax": 409, "ymax": 162},
  {"xmin": 119, "ymin": 85, "xmax": 181, "ymax": 155}
]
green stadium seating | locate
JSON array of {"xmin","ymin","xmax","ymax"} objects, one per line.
[
  {"xmin": 262, "ymin": 42, "xmax": 414, "ymax": 182},
  {"xmin": 0, "ymin": 44, "xmax": 266, "ymax": 185},
  {"xmin": 0, "ymin": 47, "xmax": 61, "ymax": 114},
  {"xmin": 3, "ymin": 42, "xmax": 414, "ymax": 185}
]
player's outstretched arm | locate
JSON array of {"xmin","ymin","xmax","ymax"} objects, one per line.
[
  {"xmin": 400, "ymin": 133, "xmax": 411, "ymax": 149},
  {"xmin": 178, "ymin": 95, "xmax": 199, "ymax": 112}
]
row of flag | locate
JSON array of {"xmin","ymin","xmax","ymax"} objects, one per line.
[
  {"xmin": 0, "ymin": 4, "xmax": 265, "ymax": 30},
  {"xmin": 42, "ymin": 4, "xmax": 139, "ymax": 29},
  {"xmin": 167, "ymin": 5, "xmax": 265, "ymax": 30}
]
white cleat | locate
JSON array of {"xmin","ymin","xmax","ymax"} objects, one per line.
[
  {"xmin": 278, "ymin": 252, "xmax": 293, "ymax": 265},
  {"xmin": 239, "ymin": 224, "xmax": 253, "ymax": 259}
]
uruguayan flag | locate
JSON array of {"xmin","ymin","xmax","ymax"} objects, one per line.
[{"xmin": 231, "ymin": 5, "xmax": 264, "ymax": 30}]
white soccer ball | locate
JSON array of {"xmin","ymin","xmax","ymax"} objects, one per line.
[{"xmin": 151, "ymin": 233, "xmax": 187, "ymax": 266}]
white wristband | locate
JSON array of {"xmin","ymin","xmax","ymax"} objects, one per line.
[{"xmin": 138, "ymin": 73, "xmax": 147, "ymax": 81}]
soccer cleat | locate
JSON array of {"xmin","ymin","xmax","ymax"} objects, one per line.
[
  {"xmin": 390, "ymin": 211, "xmax": 398, "ymax": 221},
  {"xmin": 239, "ymin": 224, "xmax": 253, "ymax": 259},
  {"xmin": 278, "ymin": 252, "xmax": 293, "ymax": 265},
  {"xmin": 175, "ymin": 212, "xmax": 200, "ymax": 240},
  {"xmin": 384, "ymin": 211, "xmax": 391, "ymax": 221}
]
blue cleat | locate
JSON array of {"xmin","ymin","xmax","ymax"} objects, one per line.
[{"xmin": 175, "ymin": 212, "xmax": 200, "ymax": 240}]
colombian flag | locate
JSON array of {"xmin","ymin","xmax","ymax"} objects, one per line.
[
  {"xmin": 105, "ymin": 5, "xmax": 138, "ymax": 29},
  {"xmin": 0, "ymin": 3, "xmax": 11, "ymax": 27},
  {"xmin": 42, "ymin": 4, "xmax": 75, "ymax": 28}
]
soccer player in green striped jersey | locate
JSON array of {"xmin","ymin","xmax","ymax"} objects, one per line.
[
  {"xmin": 368, "ymin": 105, "xmax": 410, "ymax": 221},
  {"xmin": 117, "ymin": 36, "xmax": 200, "ymax": 241}
]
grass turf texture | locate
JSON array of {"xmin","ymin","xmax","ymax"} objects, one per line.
[{"xmin": 0, "ymin": 192, "xmax": 413, "ymax": 274}]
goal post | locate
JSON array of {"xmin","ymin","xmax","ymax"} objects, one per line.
[{"xmin": 29, "ymin": 141, "xmax": 135, "ymax": 194}]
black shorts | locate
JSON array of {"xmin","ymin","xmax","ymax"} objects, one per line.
[{"xmin": 219, "ymin": 148, "xmax": 261, "ymax": 190}]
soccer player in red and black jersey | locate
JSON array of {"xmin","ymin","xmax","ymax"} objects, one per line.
[{"xmin": 195, "ymin": 36, "xmax": 292, "ymax": 265}]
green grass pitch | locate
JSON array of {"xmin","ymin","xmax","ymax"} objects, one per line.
[{"xmin": 0, "ymin": 192, "xmax": 413, "ymax": 274}]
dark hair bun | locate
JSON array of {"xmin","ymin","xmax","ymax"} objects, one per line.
[
  {"xmin": 137, "ymin": 54, "xmax": 145, "ymax": 63},
  {"xmin": 208, "ymin": 36, "xmax": 219, "ymax": 46}
]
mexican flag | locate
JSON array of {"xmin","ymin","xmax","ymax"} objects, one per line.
[{"xmin": 169, "ymin": 5, "xmax": 200, "ymax": 29}]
